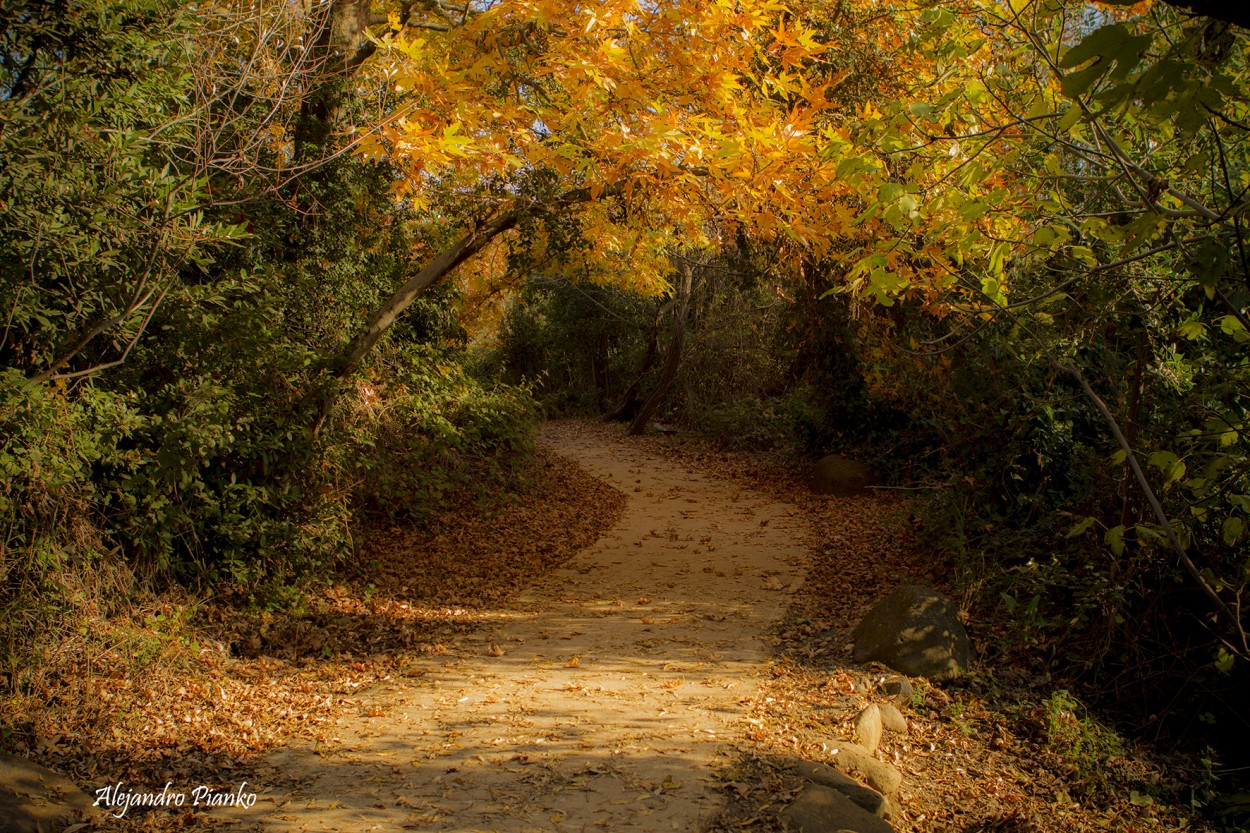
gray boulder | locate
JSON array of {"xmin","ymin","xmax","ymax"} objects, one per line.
[
  {"xmin": 810, "ymin": 455, "xmax": 875, "ymax": 496},
  {"xmin": 783, "ymin": 784, "xmax": 896, "ymax": 833},
  {"xmin": 0, "ymin": 754, "xmax": 99, "ymax": 833},
  {"xmin": 853, "ymin": 585, "xmax": 971, "ymax": 681}
]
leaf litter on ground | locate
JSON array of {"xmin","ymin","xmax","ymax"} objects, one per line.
[
  {"xmin": 3, "ymin": 421, "xmax": 1212, "ymax": 832},
  {"xmin": 1, "ymin": 446, "xmax": 623, "ymax": 831}
]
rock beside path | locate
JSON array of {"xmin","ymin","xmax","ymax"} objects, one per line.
[
  {"xmin": 877, "ymin": 676, "xmax": 914, "ymax": 706},
  {"xmin": 0, "ymin": 754, "xmax": 99, "ymax": 833},
  {"xmin": 853, "ymin": 585, "xmax": 971, "ymax": 680},
  {"xmin": 855, "ymin": 703, "xmax": 883, "ymax": 753},
  {"xmin": 824, "ymin": 740, "xmax": 903, "ymax": 796},
  {"xmin": 878, "ymin": 702, "xmax": 908, "ymax": 734},
  {"xmin": 786, "ymin": 758, "xmax": 888, "ymax": 817},
  {"xmin": 783, "ymin": 783, "xmax": 897, "ymax": 833}
]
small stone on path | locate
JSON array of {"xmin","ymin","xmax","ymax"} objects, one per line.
[
  {"xmin": 855, "ymin": 703, "xmax": 883, "ymax": 752},
  {"xmin": 878, "ymin": 703, "xmax": 908, "ymax": 734}
]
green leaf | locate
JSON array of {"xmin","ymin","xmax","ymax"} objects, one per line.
[
  {"xmin": 981, "ymin": 276, "xmax": 1003, "ymax": 304},
  {"xmin": 1057, "ymin": 107, "xmax": 1082, "ymax": 132},
  {"xmin": 878, "ymin": 183, "xmax": 906, "ymax": 203},
  {"xmin": 1066, "ymin": 516, "xmax": 1096, "ymax": 538},
  {"xmin": 1060, "ymin": 24, "xmax": 1146, "ymax": 71},
  {"xmin": 908, "ymin": 102, "xmax": 937, "ymax": 120},
  {"xmin": 1069, "ymin": 246, "xmax": 1098, "ymax": 266},
  {"xmin": 1177, "ymin": 320, "xmax": 1206, "ymax": 341},
  {"xmin": 959, "ymin": 200, "xmax": 989, "ymax": 221},
  {"xmin": 987, "ymin": 242, "xmax": 1010, "ymax": 276},
  {"xmin": 1061, "ymin": 65, "xmax": 1105, "ymax": 99},
  {"xmin": 1219, "ymin": 315, "xmax": 1249, "ymax": 343},
  {"xmin": 1105, "ymin": 525, "xmax": 1127, "ymax": 557},
  {"xmin": 958, "ymin": 161, "xmax": 986, "ymax": 188},
  {"xmin": 1059, "ymin": 24, "xmax": 1152, "ymax": 99},
  {"xmin": 1147, "ymin": 451, "xmax": 1186, "ymax": 488}
]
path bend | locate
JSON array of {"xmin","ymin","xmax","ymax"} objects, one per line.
[{"xmin": 230, "ymin": 421, "xmax": 809, "ymax": 832}]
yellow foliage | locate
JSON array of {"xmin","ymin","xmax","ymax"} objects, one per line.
[{"xmin": 357, "ymin": 0, "xmax": 906, "ymax": 292}]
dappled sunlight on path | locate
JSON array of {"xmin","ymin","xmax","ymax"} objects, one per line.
[{"xmin": 226, "ymin": 422, "xmax": 808, "ymax": 832}]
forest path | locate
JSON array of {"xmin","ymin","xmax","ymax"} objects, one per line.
[{"xmin": 227, "ymin": 421, "xmax": 808, "ymax": 832}]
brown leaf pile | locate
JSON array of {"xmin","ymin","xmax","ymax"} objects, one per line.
[{"xmin": 1, "ymin": 447, "xmax": 623, "ymax": 831}]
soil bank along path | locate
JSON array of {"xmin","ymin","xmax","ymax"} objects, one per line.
[{"xmin": 231, "ymin": 422, "xmax": 809, "ymax": 832}]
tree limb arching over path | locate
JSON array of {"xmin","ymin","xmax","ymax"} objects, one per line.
[{"xmin": 225, "ymin": 422, "xmax": 808, "ymax": 832}]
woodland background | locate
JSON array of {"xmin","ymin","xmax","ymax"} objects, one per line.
[{"xmin": 2, "ymin": 0, "xmax": 1250, "ymax": 825}]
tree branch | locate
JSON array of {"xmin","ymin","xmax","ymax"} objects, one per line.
[
  {"xmin": 1154, "ymin": 0, "xmax": 1250, "ymax": 29},
  {"xmin": 1058, "ymin": 362, "xmax": 1249, "ymax": 658},
  {"xmin": 330, "ymin": 181, "xmax": 625, "ymax": 382}
]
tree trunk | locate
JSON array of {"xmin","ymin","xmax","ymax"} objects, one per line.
[
  {"xmin": 294, "ymin": 0, "xmax": 374, "ymax": 164},
  {"xmin": 591, "ymin": 331, "xmax": 610, "ymax": 410},
  {"xmin": 605, "ymin": 301, "xmax": 664, "ymax": 422},
  {"xmin": 331, "ymin": 210, "xmax": 521, "ymax": 380},
  {"xmin": 309, "ymin": 183, "xmax": 623, "ymax": 431},
  {"xmin": 627, "ymin": 261, "xmax": 692, "ymax": 436},
  {"xmin": 329, "ymin": 183, "xmax": 619, "ymax": 382}
]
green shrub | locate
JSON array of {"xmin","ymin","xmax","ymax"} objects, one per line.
[
  {"xmin": 1041, "ymin": 689, "xmax": 1124, "ymax": 782},
  {"xmin": 335, "ymin": 350, "xmax": 539, "ymax": 523},
  {"xmin": 489, "ymin": 280, "xmax": 657, "ymax": 416}
]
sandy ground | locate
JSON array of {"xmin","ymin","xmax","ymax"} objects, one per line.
[{"xmin": 222, "ymin": 421, "xmax": 809, "ymax": 832}]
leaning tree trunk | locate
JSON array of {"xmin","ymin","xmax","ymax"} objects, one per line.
[
  {"xmin": 308, "ymin": 183, "xmax": 623, "ymax": 432},
  {"xmin": 627, "ymin": 261, "xmax": 693, "ymax": 436}
]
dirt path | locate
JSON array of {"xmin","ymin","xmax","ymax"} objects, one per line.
[{"xmin": 226, "ymin": 422, "xmax": 809, "ymax": 832}]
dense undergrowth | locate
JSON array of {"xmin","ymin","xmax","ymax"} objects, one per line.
[{"xmin": 0, "ymin": 0, "xmax": 537, "ymax": 737}]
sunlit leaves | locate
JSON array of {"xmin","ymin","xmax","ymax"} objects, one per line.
[{"xmin": 356, "ymin": 0, "xmax": 896, "ymax": 292}]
